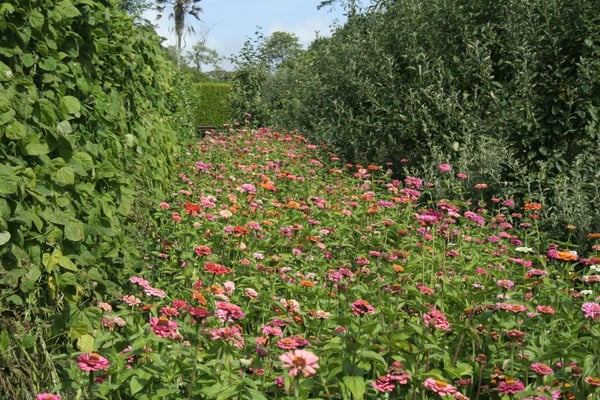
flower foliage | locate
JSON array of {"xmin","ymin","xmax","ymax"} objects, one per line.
[{"xmin": 43, "ymin": 128, "xmax": 600, "ymax": 399}]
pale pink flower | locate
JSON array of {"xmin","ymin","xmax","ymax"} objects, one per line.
[
  {"xmin": 423, "ymin": 377, "xmax": 457, "ymax": 396},
  {"xmin": 208, "ymin": 325, "xmax": 245, "ymax": 349},
  {"xmin": 122, "ymin": 294, "xmax": 141, "ymax": 306},
  {"xmin": 279, "ymin": 349, "xmax": 319, "ymax": 378}
]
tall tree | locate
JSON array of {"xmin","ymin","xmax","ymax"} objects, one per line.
[
  {"xmin": 260, "ymin": 32, "xmax": 303, "ymax": 71},
  {"xmin": 156, "ymin": 0, "xmax": 203, "ymax": 67},
  {"xmin": 186, "ymin": 38, "xmax": 222, "ymax": 71},
  {"xmin": 120, "ymin": 0, "xmax": 152, "ymax": 17}
]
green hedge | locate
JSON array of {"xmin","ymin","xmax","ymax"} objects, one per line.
[
  {"xmin": 192, "ymin": 82, "xmax": 231, "ymax": 128},
  {"xmin": 0, "ymin": 0, "xmax": 191, "ymax": 396}
]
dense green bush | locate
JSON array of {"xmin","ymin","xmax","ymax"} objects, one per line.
[
  {"xmin": 192, "ymin": 82, "xmax": 231, "ymax": 127},
  {"xmin": 235, "ymin": 0, "xmax": 600, "ymax": 243},
  {"xmin": 0, "ymin": 0, "xmax": 191, "ymax": 396}
]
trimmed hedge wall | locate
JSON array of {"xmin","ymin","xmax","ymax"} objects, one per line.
[{"xmin": 193, "ymin": 82, "xmax": 231, "ymax": 128}]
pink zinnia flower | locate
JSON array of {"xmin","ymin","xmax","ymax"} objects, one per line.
[
  {"xmin": 279, "ymin": 349, "xmax": 320, "ymax": 378},
  {"xmin": 423, "ymin": 308, "xmax": 451, "ymax": 331},
  {"xmin": 581, "ymin": 302, "xmax": 600, "ymax": 319},
  {"xmin": 536, "ymin": 305, "xmax": 555, "ymax": 314},
  {"xmin": 77, "ymin": 352, "xmax": 110, "ymax": 372},
  {"xmin": 350, "ymin": 299, "xmax": 375, "ymax": 316},
  {"xmin": 215, "ymin": 301, "xmax": 245, "ymax": 322},
  {"xmin": 530, "ymin": 362, "xmax": 554, "ymax": 375},
  {"xmin": 438, "ymin": 163, "xmax": 452, "ymax": 173},
  {"xmin": 496, "ymin": 279, "xmax": 514, "ymax": 290},
  {"xmin": 36, "ymin": 394, "xmax": 61, "ymax": 400},
  {"xmin": 208, "ymin": 325, "xmax": 245, "ymax": 349},
  {"xmin": 423, "ymin": 377, "xmax": 457, "ymax": 396},
  {"xmin": 149, "ymin": 316, "xmax": 179, "ymax": 339},
  {"xmin": 497, "ymin": 379, "xmax": 525, "ymax": 395}
]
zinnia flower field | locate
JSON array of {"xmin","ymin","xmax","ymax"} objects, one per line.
[{"xmin": 45, "ymin": 128, "xmax": 600, "ymax": 400}]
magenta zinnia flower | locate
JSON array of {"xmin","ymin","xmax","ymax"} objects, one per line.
[
  {"xmin": 77, "ymin": 352, "xmax": 110, "ymax": 372},
  {"xmin": 279, "ymin": 349, "xmax": 319, "ymax": 378},
  {"xmin": 497, "ymin": 379, "xmax": 525, "ymax": 395},
  {"xmin": 530, "ymin": 362, "xmax": 554, "ymax": 375},
  {"xmin": 581, "ymin": 302, "xmax": 600, "ymax": 319},
  {"xmin": 36, "ymin": 394, "xmax": 62, "ymax": 400}
]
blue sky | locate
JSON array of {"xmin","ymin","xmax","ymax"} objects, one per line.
[{"xmin": 143, "ymin": 0, "xmax": 368, "ymax": 69}]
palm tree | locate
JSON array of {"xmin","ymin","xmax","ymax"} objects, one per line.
[{"xmin": 156, "ymin": 0, "xmax": 203, "ymax": 67}]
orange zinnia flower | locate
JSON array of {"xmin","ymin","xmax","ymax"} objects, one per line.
[
  {"xmin": 556, "ymin": 251, "xmax": 578, "ymax": 261},
  {"xmin": 588, "ymin": 233, "xmax": 600, "ymax": 240},
  {"xmin": 524, "ymin": 202, "xmax": 542, "ymax": 210}
]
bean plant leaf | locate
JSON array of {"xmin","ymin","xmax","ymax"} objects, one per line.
[
  {"xmin": 60, "ymin": 96, "xmax": 81, "ymax": 116},
  {"xmin": 58, "ymin": 255, "xmax": 77, "ymax": 271},
  {"xmin": 0, "ymin": 166, "xmax": 18, "ymax": 194},
  {"xmin": 28, "ymin": 10, "xmax": 45, "ymax": 30},
  {"xmin": 64, "ymin": 219, "xmax": 85, "ymax": 242},
  {"xmin": 56, "ymin": 0, "xmax": 82, "ymax": 18},
  {"xmin": 54, "ymin": 166, "xmax": 75, "ymax": 186},
  {"xmin": 0, "ymin": 231, "xmax": 10, "ymax": 245},
  {"xmin": 25, "ymin": 142, "xmax": 50, "ymax": 156},
  {"xmin": 5, "ymin": 121, "xmax": 27, "ymax": 140},
  {"xmin": 0, "ymin": 109, "xmax": 16, "ymax": 125}
]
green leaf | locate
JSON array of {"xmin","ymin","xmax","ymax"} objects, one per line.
[
  {"xmin": 42, "ymin": 249, "xmax": 62, "ymax": 273},
  {"xmin": 58, "ymin": 271, "xmax": 78, "ymax": 286},
  {"xmin": 73, "ymin": 151, "xmax": 94, "ymax": 172},
  {"xmin": 0, "ymin": 109, "xmax": 15, "ymax": 125},
  {"xmin": 28, "ymin": 9, "xmax": 45, "ymax": 30},
  {"xmin": 0, "ymin": 61, "xmax": 12, "ymax": 82},
  {"xmin": 54, "ymin": 166, "xmax": 75, "ymax": 186},
  {"xmin": 58, "ymin": 255, "xmax": 77, "ymax": 271},
  {"xmin": 25, "ymin": 142, "xmax": 50, "ymax": 156},
  {"xmin": 0, "ymin": 166, "xmax": 18, "ymax": 194},
  {"xmin": 64, "ymin": 219, "xmax": 85, "ymax": 242},
  {"xmin": 77, "ymin": 334, "xmax": 95, "ymax": 353},
  {"xmin": 5, "ymin": 120, "xmax": 27, "ymax": 140},
  {"xmin": 56, "ymin": 120, "xmax": 72, "ymax": 135},
  {"xmin": 0, "ymin": 231, "xmax": 10, "ymax": 245},
  {"xmin": 342, "ymin": 376, "xmax": 366, "ymax": 400},
  {"xmin": 130, "ymin": 376, "xmax": 145, "ymax": 396},
  {"xmin": 39, "ymin": 57, "xmax": 57, "ymax": 72},
  {"xmin": 22, "ymin": 53, "xmax": 35, "ymax": 67},
  {"xmin": 60, "ymin": 96, "xmax": 81, "ymax": 116},
  {"xmin": 56, "ymin": 0, "xmax": 82, "ymax": 18}
]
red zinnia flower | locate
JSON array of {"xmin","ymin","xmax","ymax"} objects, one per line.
[{"xmin": 204, "ymin": 262, "xmax": 231, "ymax": 275}]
